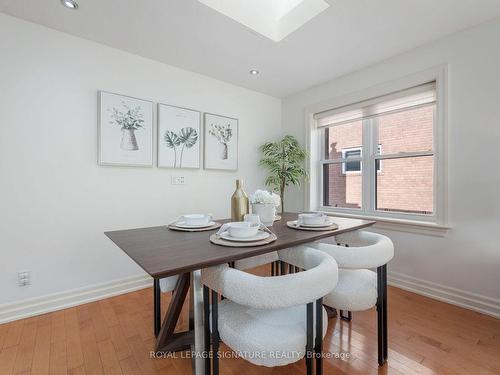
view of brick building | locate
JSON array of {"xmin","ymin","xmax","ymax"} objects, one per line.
[{"xmin": 324, "ymin": 105, "xmax": 434, "ymax": 214}]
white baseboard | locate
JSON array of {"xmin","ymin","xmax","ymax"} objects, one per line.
[
  {"xmin": 388, "ymin": 271, "xmax": 500, "ymax": 319},
  {"xmin": 0, "ymin": 275, "xmax": 152, "ymax": 324},
  {"xmin": 3, "ymin": 271, "xmax": 499, "ymax": 324}
]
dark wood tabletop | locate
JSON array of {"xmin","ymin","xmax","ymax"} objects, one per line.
[{"xmin": 105, "ymin": 212, "xmax": 375, "ymax": 279}]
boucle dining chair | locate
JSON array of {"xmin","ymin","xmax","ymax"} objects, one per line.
[
  {"xmin": 314, "ymin": 230, "xmax": 394, "ymax": 366},
  {"xmin": 201, "ymin": 247, "xmax": 338, "ymax": 375},
  {"xmin": 233, "ymin": 252, "xmax": 279, "ymax": 274}
]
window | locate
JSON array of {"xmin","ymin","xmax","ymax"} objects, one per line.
[
  {"xmin": 316, "ymin": 82, "xmax": 439, "ymax": 222},
  {"xmin": 342, "ymin": 147, "xmax": 361, "ymax": 173},
  {"xmin": 341, "ymin": 146, "xmax": 382, "ymax": 173}
]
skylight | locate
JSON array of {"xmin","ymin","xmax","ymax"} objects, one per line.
[{"xmin": 197, "ymin": 0, "xmax": 330, "ymax": 42}]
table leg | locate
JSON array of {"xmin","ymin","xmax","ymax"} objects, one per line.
[
  {"xmin": 156, "ymin": 273, "xmax": 192, "ymax": 352},
  {"xmin": 154, "ymin": 279, "xmax": 161, "ymax": 337}
]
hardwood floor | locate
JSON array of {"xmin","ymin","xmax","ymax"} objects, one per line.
[{"xmin": 2, "ymin": 270, "xmax": 500, "ymax": 374}]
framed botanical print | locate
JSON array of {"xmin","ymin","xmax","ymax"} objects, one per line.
[
  {"xmin": 157, "ymin": 104, "xmax": 201, "ymax": 169},
  {"xmin": 98, "ymin": 91, "xmax": 154, "ymax": 167},
  {"xmin": 204, "ymin": 113, "xmax": 238, "ymax": 171}
]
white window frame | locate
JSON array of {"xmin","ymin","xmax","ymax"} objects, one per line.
[{"xmin": 303, "ymin": 66, "xmax": 449, "ymax": 231}]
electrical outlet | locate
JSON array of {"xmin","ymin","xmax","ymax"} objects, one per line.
[
  {"xmin": 18, "ymin": 271, "xmax": 31, "ymax": 287},
  {"xmin": 171, "ymin": 175, "xmax": 186, "ymax": 185}
]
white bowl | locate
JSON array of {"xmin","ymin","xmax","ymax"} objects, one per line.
[
  {"xmin": 298, "ymin": 213, "xmax": 327, "ymax": 226},
  {"xmin": 181, "ymin": 214, "xmax": 211, "ymax": 226},
  {"xmin": 227, "ymin": 222, "xmax": 260, "ymax": 238}
]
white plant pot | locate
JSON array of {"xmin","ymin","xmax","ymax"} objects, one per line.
[
  {"xmin": 121, "ymin": 128, "xmax": 139, "ymax": 151},
  {"xmin": 251, "ymin": 203, "xmax": 276, "ymax": 227}
]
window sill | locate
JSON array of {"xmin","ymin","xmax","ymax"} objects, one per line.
[{"xmin": 317, "ymin": 210, "xmax": 451, "ymax": 237}]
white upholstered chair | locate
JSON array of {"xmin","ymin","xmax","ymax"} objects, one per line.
[
  {"xmin": 314, "ymin": 230, "xmax": 394, "ymax": 366},
  {"xmin": 234, "ymin": 251, "xmax": 279, "ymax": 274},
  {"xmin": 201, "ymin": 247, "xmax": 338, "ymax": 375},
  {"xmin": 159, "ymin": 275, "xmax": 179, "ymax": 293}
]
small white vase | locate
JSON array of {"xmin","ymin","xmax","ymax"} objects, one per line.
[
  {"xmin": 121, "ymin": 128, "xmax": 139, "ymax": 151},
  {"xmin": 251, "ymin": 203, "xmax": 276, "ymax": 227}
]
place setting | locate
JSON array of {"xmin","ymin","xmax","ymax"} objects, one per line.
[
  {"xmin": 287, "ymin": 212, "xmax": 338, "ymax": 231},
  {"xmin": 210, "ymin": 213, "xmax": 277, "ymax": 247},
  {"xmin": 168, "ymin": 213, "xmax": 222, "ymax": 232}
]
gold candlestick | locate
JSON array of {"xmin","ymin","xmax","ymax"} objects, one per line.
[{"xmin": 231, "ymin": 179, "xmax": 249, "ymax": 221}]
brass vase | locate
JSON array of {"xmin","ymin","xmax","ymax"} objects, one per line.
[{"xmin": 231, "ymin": 179, "xmax": 249, "ymax": 221}]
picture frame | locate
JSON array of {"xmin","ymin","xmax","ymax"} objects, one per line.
[
  {"xmin": 98, "ymin": 91, "xmax": 154, "ymax": 167},
  {"xmin": 157, "ymin": 103, "xmax": 201, "ymax": 169},
  {"xmin": 204, "ymin": 113, "xmax": 238, "ymax": 171}
]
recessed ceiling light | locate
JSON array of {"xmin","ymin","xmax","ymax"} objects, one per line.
[
  {"xmin": 249, "ymin": 70, "xmax": 260, "ymax": 76},
  {"xmin": 61, "ymin": 0, "xmax": 78, "ymax": 10}
]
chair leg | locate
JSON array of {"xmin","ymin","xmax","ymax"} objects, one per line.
[
  {"xmin": 280, "ymin": 261, "xmax": 286, "ymax": 275},
  {"xmin": 203, "ymin": 286, "xmax": 211, "ymax": 375},
  {"xmin": 315, "ymin": 298, "xmax": 323, "ymax": 375},
  {"xmin": 275, "ymin": 261, "xmax": 280, "ymax": 275},
  {"xmin": 339, "ymin": 310, "xmax": 352, "ymax": 321},
  {"xmin": 211, "ymin": 290, "xmax": 220, "ymax": 375},
  {"xmin": 377, "ymin": 266, "xmax": 385, "ymax": 366},
  {"xmin": 306, "ymin": 302, "xmax": 314, "ymax": 375},
  {"xmin": 382, "ymin": 264, "xmax": 388, "ymax": 360}
]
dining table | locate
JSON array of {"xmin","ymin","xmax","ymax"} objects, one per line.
[{"xmin": 105, "ymin": 212, "xmax": 377, "ymax": 375}]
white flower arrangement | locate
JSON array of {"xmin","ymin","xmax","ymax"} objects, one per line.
[{"xmin": 250, "ymin": 189, "xmax": 281, "ymax": 207}]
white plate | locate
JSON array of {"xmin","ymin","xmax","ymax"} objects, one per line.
[
  {"xmin": 219, "ymin": 231, "xmax": 271, "ymax": 242},
  {"xmin": 174, "ymin": 221, "xmax": 216, "ymax": 229},
  {"xmin": 297, "ymin": 219, "xmax": 335, "ymax": 228}
]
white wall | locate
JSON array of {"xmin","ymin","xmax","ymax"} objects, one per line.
[
  {"xmin": 0, "ymin": 14, "xmax": 281, "ymax": 306},
  {"xmin": 283, "ymin": 17, "xmax": 500, "ymax": 308}
]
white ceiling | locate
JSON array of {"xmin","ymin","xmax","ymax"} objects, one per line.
[{"xmin": 2, "ymin": 0, "xmax": 500, "ymax": 97}]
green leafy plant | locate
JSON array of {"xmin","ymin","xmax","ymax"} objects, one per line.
[
  {"xmin": 108, "ymin": 102, "xmax": 144, "ymax": 130},
  {"xmin": 259, "ymin": 135, "xmax": 308, "ymax": 212},
  {"xmin": 164, "ymin": 127, "xmax": 198, "ymax": 168},
  {"xmin": 178, "ymin": 127, "xmax": 199, "ymax": 167}
]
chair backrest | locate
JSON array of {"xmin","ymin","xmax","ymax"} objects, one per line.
[
  {"xmin": 159, "ymin": 275, "xmax": 179, "ymax": 293},
  {"xmin": 201, "ymin": 247, "xmax": 338, "ymax": 309},
  {"xmin": 315, "ymin": 231, "xmax": 394, "ymax": 269},
  {"xmin": 234, "ymin": 251, "xmax": 279, "ymax": 270}
]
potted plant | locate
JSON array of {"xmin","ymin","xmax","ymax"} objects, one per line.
[
  {"xmin": 109, "ymin": 102, "xmax": 145, "ymax": 151},
  {"xmin": 249, "ymin": 190, "xmax": 281, "ymax": 226},
  {"xmin": 259, "ymin": 135, "xmax": 308, "ymax": 213}
]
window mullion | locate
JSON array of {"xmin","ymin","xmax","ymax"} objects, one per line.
[{"xmin": 362, "ymin": 118, "xmax": 373, "ymax": 214}]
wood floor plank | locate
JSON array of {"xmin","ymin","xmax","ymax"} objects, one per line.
[
  {"xmin": 49, "ymin": 310, "xmax": 68, "ymax": 375},
  {"xmin": 68, "ymin": 365, "xmax": 87, "ymax": 375},
  {"xmin": 31, "ymin": 314, "xmax": 52, "ymax": 375},
  {"xmin": 119, "ymin": 356, "xmax": 143, "ymax": 375},
  {"xmin": 12, "ymin": 316, "xmax": 38, "ymax": 374},
  {"xmin": 0, "ymin": 345, "xmax": 19, "ymax": 375},
  {"xmin": 65, "ymin": 307, "xmax": 85, "ymax": 371},
  {"xmin": 97, "ymin": 339, "xmax": 123, "ymax": 375},
  {"xmin": 78, "ymin": 305, "xmax": 105, "ymax": 375},
  {"xmin": 1, "ymin": 266, "xmax": 500, "ymax": 375},
  {"xmin": 3, "ymin": 319, "xmax": 24, "ymax": 348}
]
